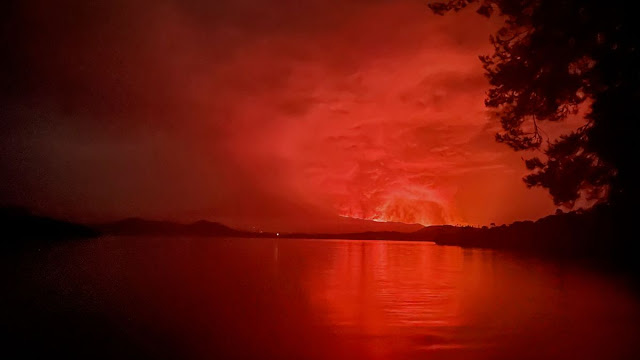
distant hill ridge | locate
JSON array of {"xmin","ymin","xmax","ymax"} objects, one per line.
[
  {"xmin": 3, "ymin": 205, "xmax": 631, "ymax": 270},
  {"xmin": 96, "ymin": 218, "xmax": 249, "ymax": 237},
  {"xmin": 0, "ymin": 207, "xmax": 98, "ymax": 247}
]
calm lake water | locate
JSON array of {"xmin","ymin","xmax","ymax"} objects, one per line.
[{"xmin": 4, "ymin": 237, "xmax": 640, "ymax": 359}]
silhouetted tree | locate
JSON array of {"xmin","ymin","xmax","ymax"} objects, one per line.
[{"xmin": 430, "ymin": 0, "xmax": 638, "ymax": 209}]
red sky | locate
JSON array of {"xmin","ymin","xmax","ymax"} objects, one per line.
[{"xmin": 1, "ymin": 0, "xmax": 580, "ymax": 232}]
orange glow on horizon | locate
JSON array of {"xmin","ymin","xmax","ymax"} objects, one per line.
[{"xmin": 1, "ymin": 0, "xmax": 584, "ymax": 231}]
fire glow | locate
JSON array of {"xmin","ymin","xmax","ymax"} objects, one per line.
[{"xmin": 1, "ymin": 0, "xmax": 574, "ymax": 232}]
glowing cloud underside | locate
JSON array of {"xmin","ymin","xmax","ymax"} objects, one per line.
[{"xmin": 0, "ymin": 0, "xmax": 581, "ymax": 231}]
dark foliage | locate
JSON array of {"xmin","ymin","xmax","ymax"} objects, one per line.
[{"xmin": 429, "ymin": 0, "xmax": 638, "ymax": 208}]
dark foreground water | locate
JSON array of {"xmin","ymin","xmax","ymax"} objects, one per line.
[{"xmin": 3, "ymin": 237, "xmax": 640, "ymax": 359}]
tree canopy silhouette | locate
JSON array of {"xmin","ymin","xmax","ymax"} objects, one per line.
[{"xmin": 430, "ymin": 0, "xmax": 638, "ymax": 208}]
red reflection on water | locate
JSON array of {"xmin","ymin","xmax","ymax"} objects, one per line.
[
  {"xmin": 310, "ymin": 241, "xmax": 465, "ymax": 331},
  {"xmin": 303, "ymin": 240, "xmax": 640, "ymax": 360},
  {"xmin": 6, "ymin": 237, "xmax": 640, "ymax": 360}
]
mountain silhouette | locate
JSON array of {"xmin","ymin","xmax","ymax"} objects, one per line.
[
  {"xmin": 96, "ymin": 218, "xmax": 250, "ymax": 237},
  {"xmin": 4, "ymin": 206, "xmax": 632, "ymax": 271},
  {"xmin": 1, "ymin": 206, "xmax": 98, "ymax": 247}
]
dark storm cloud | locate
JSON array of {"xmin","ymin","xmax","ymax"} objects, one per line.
[{"xmin": 1, "ymin": 0, "xmax": 566, "ymax": 230}]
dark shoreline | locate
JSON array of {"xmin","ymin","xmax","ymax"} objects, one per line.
[{"xmin": 3, "ymin": 205, "xmax": 633, "ymax": 273}]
